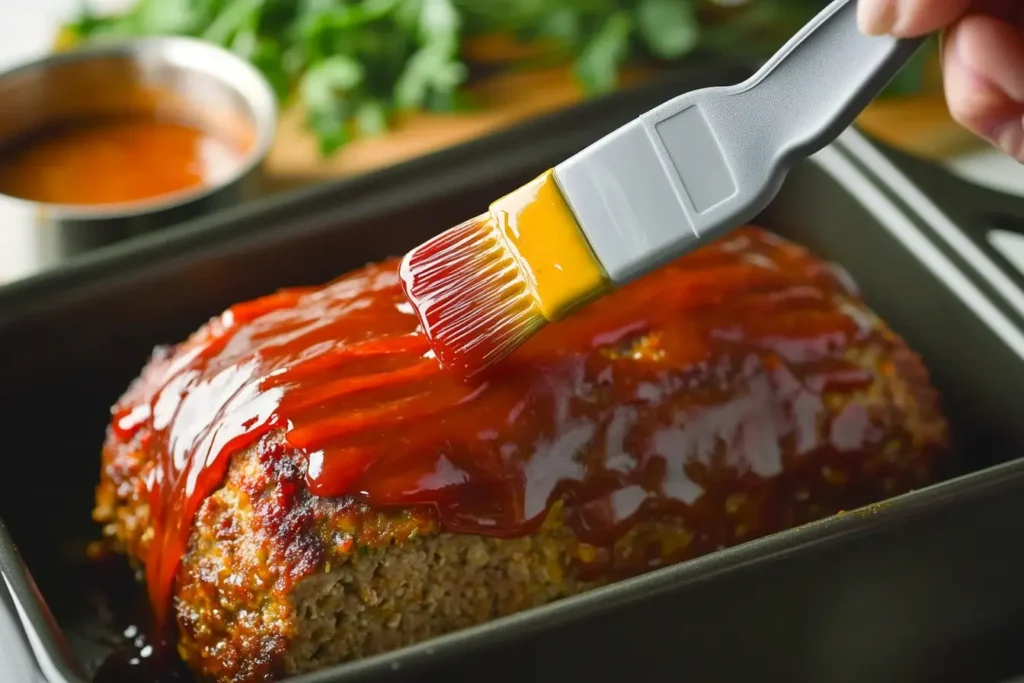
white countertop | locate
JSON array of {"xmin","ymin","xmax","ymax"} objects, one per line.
[
  {"xmin": 0, "ymin": 0, "xmax": 128, "ymax": 70},
  {"xmin": 1, "ymin": 0, "xmax": 1023, "ymax": 282}
]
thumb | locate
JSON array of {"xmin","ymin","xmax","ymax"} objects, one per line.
[
  {"xmin": 942, "ymin": 13, "xmax": 1024, "ymax": 161},
  {"xmin": 858, "ymin": 0, "xmax": 970, "ymax": 36}
]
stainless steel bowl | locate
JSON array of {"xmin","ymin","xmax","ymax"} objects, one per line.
[{"xmin": 0, "ymin": 36, "xmax": 278, "ymax": 283}]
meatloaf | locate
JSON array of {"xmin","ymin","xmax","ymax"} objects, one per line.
[{"xmin": 94, "ymin": 225, "xmax": 950, "ymax": 683}]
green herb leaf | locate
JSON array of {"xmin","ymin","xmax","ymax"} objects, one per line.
[
  {"xmin": 302, "ymin": 55, "xmax": 364, "ymax": 105},
  {"xmin": 249, "ymin": 38, "xmax": 292, "ymax": 101},
  {"xmin": 68, "ymin": 0, "xmax": 922, "ymax": 157},
  {"xmin": 302, "ymin": 55, "xmax": 365, "ymax": 155},
  {"xmin": 637, "ymin": 0, "xmax": 698, "ymax": 59},
  {"xmin": 356, "ymin": 99, "xmax": 389, "ymax": 136},
  {"xmin": 420, "ymin": 0, "xmax": 460, "ymax": 42},
  {"xmin": 394, "ymin": 41, "xmax": 466, "ymax": 109},
  {"xmin": 130, "ymin": 0, "xmax": 199, "ymax": 34},
  {"xmin": 574, "ymin": 11, "xmax": 633, "ymax": 94}
]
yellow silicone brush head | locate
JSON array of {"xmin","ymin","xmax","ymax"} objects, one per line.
[{"xmin": 399, "ymin": 214, "xmax": 545, "ymax": 378}]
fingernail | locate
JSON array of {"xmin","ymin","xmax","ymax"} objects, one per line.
[
  {"xmin": 991, "ymin": 120, "xmax": 1024, "ymax": 161},
  {"xmin": 858, "ymin": 0, "xmax": 897, "ymax": 35}
]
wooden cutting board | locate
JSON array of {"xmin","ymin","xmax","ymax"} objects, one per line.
[
  {"xmin": 263, "ymin": 59, "xmax": 980, "ymax": 193},
  {"xmin": 263, "ymin": 65, "xmax": 651, "ymax": 192}
]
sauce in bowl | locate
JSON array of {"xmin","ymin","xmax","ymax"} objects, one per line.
[{"xmin": 0, "ymin": 116, "xmax": 249, "ymax": 206}]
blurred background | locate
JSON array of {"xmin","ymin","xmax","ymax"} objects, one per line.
[{"xmin": 1, "ymin": 0, "xmax": 1023, "ymax": 283}]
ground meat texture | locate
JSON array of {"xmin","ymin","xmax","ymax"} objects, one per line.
[{"xmin": 93, "ymin": 226, "xmax": 951, "ymax": 683}]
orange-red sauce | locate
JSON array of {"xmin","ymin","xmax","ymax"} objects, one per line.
[
  {"xmin": 0, "ymin": 117, "xmax": 245, "ymax": 205},
  {"xmin": 108, "ymin": 227, "xmax": 897, "ymax": 625}
]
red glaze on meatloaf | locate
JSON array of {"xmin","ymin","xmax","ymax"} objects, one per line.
[{"xmin": 94, "ymin": 226, "xmax": 950, "ymax": 682}]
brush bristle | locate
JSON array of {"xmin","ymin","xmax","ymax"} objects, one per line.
[{"xmin": 399, "ymin": 215, "xmax": 545, "ymax": 378}]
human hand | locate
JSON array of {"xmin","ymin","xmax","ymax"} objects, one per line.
[{"xmin": 858, "ymin": 0, "xmax": 1024, "ymax": 161}]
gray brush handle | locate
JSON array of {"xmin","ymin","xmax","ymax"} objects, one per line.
[
  {"xmin": 556, "ymin": 0, "xmax": 927, "ymax": 283},
  {"xmin": 698, "ymin": 0, "xmax": 927, "ymax": 165}
]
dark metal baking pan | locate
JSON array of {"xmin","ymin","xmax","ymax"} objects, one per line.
[
  {"xmin": 839, "ymin": 132, "xmax": 1024, "ymax": 337},
  {"xmin": 3, "ymin": 60, "xmax": 1024, "ymax": 683}
]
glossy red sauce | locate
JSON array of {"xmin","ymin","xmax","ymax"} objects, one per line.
[
  {"xmin": 0, "ymin": 116, "xmax": 246, "ymax": 206},
  {"xmin": 109, "ymin": 226, "xmax": 885, "ymax": 624}
]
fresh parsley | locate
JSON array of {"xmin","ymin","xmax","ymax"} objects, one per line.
[{"xmin": 67, "ymin": 0, "xmax": 934, "ymax": 156}]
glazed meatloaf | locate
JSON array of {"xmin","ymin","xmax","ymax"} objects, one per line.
[{"xmin": 95, "ymin": 225, "xmax": 950, "ymax": 683}]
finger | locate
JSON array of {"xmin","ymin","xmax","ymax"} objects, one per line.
[
  {"xmin": 942, "ymin": 14, "xmax": 1024, "ymax": 160},
  {"xmin": 859, "ymin": 0, "xmax": 970, "ymax": 37}
]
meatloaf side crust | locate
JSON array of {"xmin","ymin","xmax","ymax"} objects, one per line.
[{"xmin": 94, "ymin": 226, "xmax": 950, "ymax": 683}]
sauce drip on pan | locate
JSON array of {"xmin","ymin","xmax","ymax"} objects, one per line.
[{"xmin": 108, "ymin": 226, "xmax": 888, "ymax": 624}]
